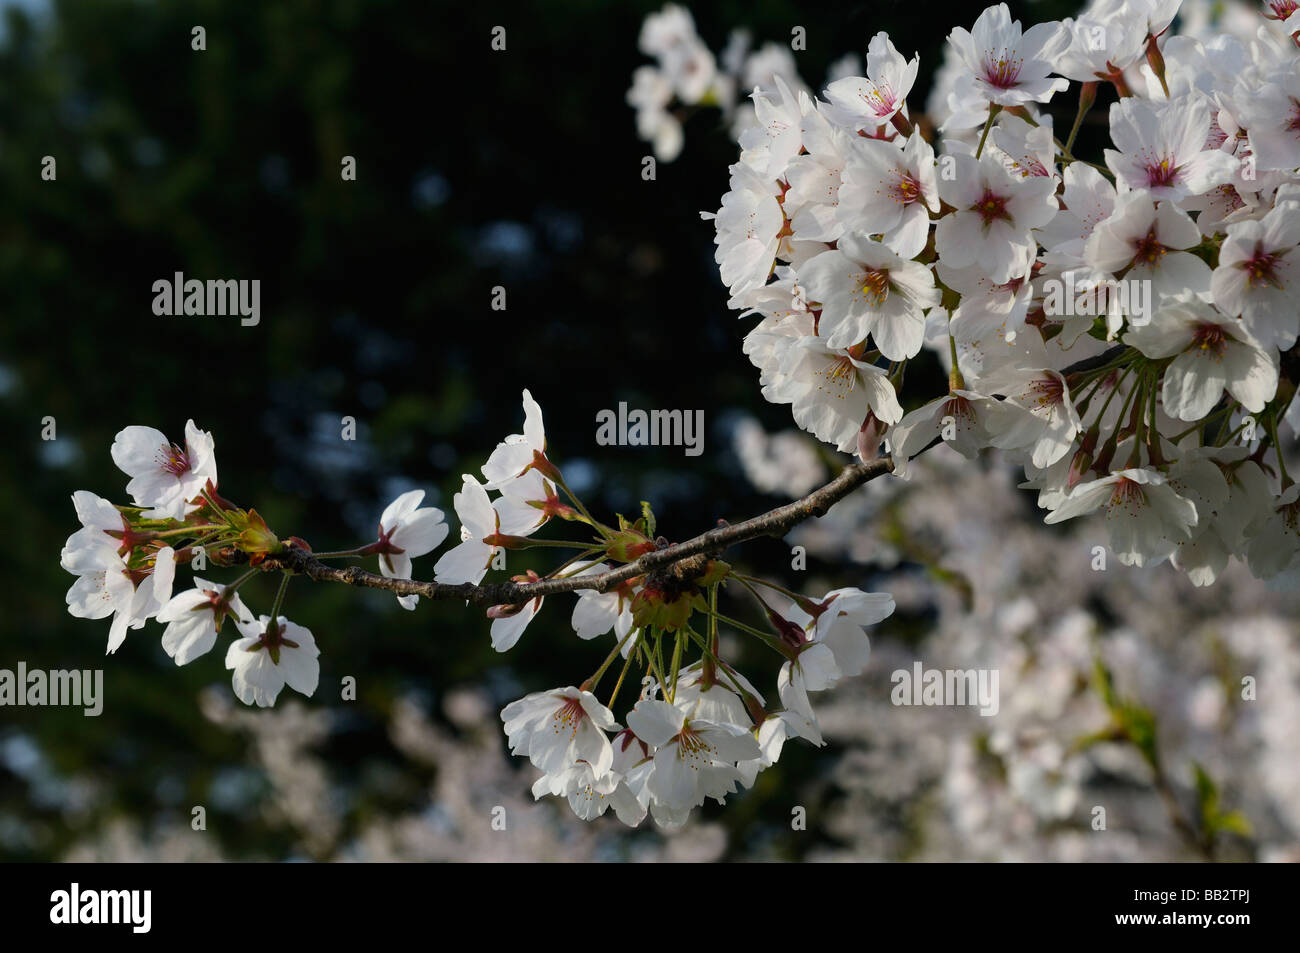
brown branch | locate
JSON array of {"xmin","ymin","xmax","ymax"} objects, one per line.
[
  {"xmin": 252, "ymin": 457, "xmax": 897, "ymax": 607},
  {"xmin": 242, "ymin": 346, "xmax": 1134, "ymax": 609}
]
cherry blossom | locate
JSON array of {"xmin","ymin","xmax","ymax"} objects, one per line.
[
  {"xmin": 225, "ymin": 615, "xmax": 321, "ymax": 708},
  {"xmin": 372, "ymin": 489, "xmax": 449, "ymax": 610},
  {"xmin": 110, "ymin": 420, "xmax": 217, "ymax": 520}
]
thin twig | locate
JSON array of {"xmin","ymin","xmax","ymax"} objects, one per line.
[{"xmin": 253, "ymin": 457, "xmax": 896, "ymax": 606}]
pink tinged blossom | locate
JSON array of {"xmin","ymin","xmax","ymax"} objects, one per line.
[
  {"xmin": 1044, "ymin": 468, "xmax": 1198, "ymax": 567},
  {"xmin": 885, "ymin": 389, "xmax": 1024, "ymax": 476},
  {"xmin": 740, "ymin": 75, "xmax": 807, "ymax": 179},
  {"xmin": 1245, "ymin": 485, "xmax": 1300, "ymax": 580},
  {"xmin": 373, "ymin": 489, "xmax": 449, "ymax": 610},
  {"xmin": 110, "ymin": 420, "xmax": 218, "ymax": 520},
  {"xmin": 775, "ymin": 336, "xmax": 904, "ymax": 454},
  {"xmin": 224, "ymin": 615, "xmax": 320, "ymax": 708},
  {"xmin": 946, "ymin": 4, "xmax": 1069, "ymax": 107},
  {"xmin": 157, "ymin": 577, "xmax": 254, "ymax": 665},
  {"xmin": 1211, "ymin": 199, "xmax": 1300, "ymax": 349},
  {"xmin": 991, "ymin": 112, "xmax": 1056, "ymax": 180},
  {"xmin": 1124, "ymin": 293, "xmax": 1278, "ymax": 419},
  {"xmin": 704, "ymin": 161, "xmax": 785, "ymax": 296},
  {"xmin": 799, "ymin": 231, "xmax": 940, "ymax": 357},
  {"xmin": 823, "ymin": 31, "xmax": 919, "ymax": 126},
  {"xmin": 432, "ymin": 475, "xmax": 501, "ymax": 586},
  {"xmin": 836, "ymin": 131, "xmax": 939, "ymax": 259},
  {"xmin": 782, "ymin": 109, "xmax": 850, "ymax": 243},
  {"xmin": 1084, "ymin": 189, "xmax": 1210, "ymax": 298},
  {"xmin": 65, "ymin": 545, "xmax": 176, "ymax": 654},
  {"xmin": 1232, "ymin": 72, "xmax": 1300, "ymax": 173},
  {"xmin": 936, "ymin": 152, "xmax": 1058, "ymax": 284},
  {"xmin": 626, "ymin": 699, "xmax": 760, "ymax": 809},
  {"xmin": 480, "ymin": 389, "xmax": 547, "ymax": 489},
  {"xmin": 987, "ymin": 370, "xmax": 1082, "ymax": 468},
  {"xmin": 501, "ymin": 686, "xmax": 618, "ymax": 785},
  {"xmin": 1103, "ymin": 97, "xmax": 1236, "ymax": 201}
]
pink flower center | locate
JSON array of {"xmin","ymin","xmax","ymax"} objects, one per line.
[
  {"xmin": 1109, "ymin": 477, "xmax": 1146, "ymax": 508},
  {"xmin": 1026, "ymin": 375, "xmax": 1065, "ymax": 408},
  {"xmin": 1241, "ymin": 244, "xmax": 1285, "ymax": 289},
  {"xmin": 1130, "ymin": 227, "xmax": 1167, "ymax": 265},
  {"xmin": 1287, "ymin": 99, "xmax": 1300, "ymax": 136},
  {"xmin": 992, "ymin": 274, "xmax": 1027, "ymax": 296},
  {"xmin": 821, "ymin": 355, "xmax": 859, "ymax": 389},
  {"xmin": 1016, "ymin": 156, "xmax": 1051, "ymax": 177},
  {"xmin": 971, "ymin": 189, "xmax": 1012, "ymax": 226},
  {"xmin": 1192, "ymin": 323, "xmax": 1228, "ymax": 357},
  {"xmin": 890, "ymin": 169, "xmax": 922, "ymax": 206},
  {"xmin": 258, "ymin": 620, "xmax": 299, "ymax": 651},
  {"xmin": 862, "ymin": 82, "xmax": 899, "ymax": 118},
  {"xmin": 1215, "ymin": 184, "xmax": 1246, "ymax": 213},
  {"xmin": 942, "ymin": 394, "xmax": 976, "ymax": 426},
  {"xmin": 1205, "ymin": 116, "xmax": 1228, "ymax": 151},
  {"xmin": 675, "ymin": 723, "xmax": 716, "ymax": 763},
  {"xmin": 1143, "ymin": 156, "xmax": 1179, "ymax": 189},
  {"xmin": 859, "ymin": 269, "xmax": 891, "ymax": 306},
  {"xmin": 550, "ymin": 696, "xmax": 587, "ymax": 738},
  {"xmin": 981, "ymin": 50, "xmax": 1023, "ymax": 90},
  {"xmin": 1266, "ymin": 1, "xmax": 1298, "ymax": 19},
  {"xmin": 157, "ymin": 442, "xmax": 192, "ymax": 477}
]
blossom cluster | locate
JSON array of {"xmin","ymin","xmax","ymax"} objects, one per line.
[
  {"xmin": 60, "ymin": 420, "xmax": 445, "ymax": 707},
  {"xmin": 686, "ymin": 0, "xmax": 1300, "ymax": 585},
  {"xmin": 61, "ymin": 396, "xmax": 897, "ymax": 830},
  {"xmin": 628, "ymin": 4, "xmax": 861, "ymax": 161}
]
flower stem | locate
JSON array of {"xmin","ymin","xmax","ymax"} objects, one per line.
[
  {"xmin": 667, "ymin": 630, "xmax": 685, "ymax": 703},
  {"xmin": 552, "ymin": 471, "xmax": 614, "ymax": 540},
  {"xmin": 1065, "ymin": 81, "xmax": 1096, "ymax": 156},
  {"xmin": 606, "ymin": 631, "xmax": 640, "ymax": 709},
  {"xmin": 684, "ymin": 626, "xmax": 753, "ymax": 701},
  {"xmin": 311, "ymin": 547, "xmax": 369, "ymax": 559},
  {"xmin": 704, "ymin": 608, "xmax": 794, "ymax": 660},
  {"xmin": 152, "ymin": 524, "xmax": 226, "ymax": 539},
  {"xmin": 268, "ymin": 573, "xmax": 291, "ymax": 623},
  {"xmin": 646, "ymin": 628, "xmax": 670, "ymax": 700},
  {"xmin": 975, "ymin": 103, "xmax": 1002, "ymax": 159},
  {"xmin": 582, "ymin": 628, "xmax": 637, "ymax": 694},
  {"xmin": 509, "ymin": 537, "xmax": 605, "ymax": 549},
  {"xmin": 224, "ymin": 567, "xmax": 261, "ymax": 595}
]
